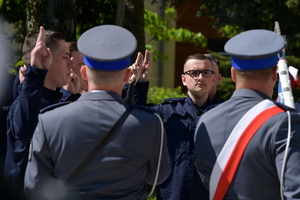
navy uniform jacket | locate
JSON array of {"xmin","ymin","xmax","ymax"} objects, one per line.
[
  {"xmin": 152, "ymin": 95, "xmax": 224, "ymax": 200},
  {"xmin": 195, "ymin": 89, "xmax": 300, "ymax": 199},
  {"xmin": 58, "ymin": 87, "xmax": 81, "ymax": 102},
  {"xmin": 24, "ymin": 91, "xmax": 172, "ymax": 200},
  {"xmin": 4, "ymin": 65, "xmax": 62, "ymax": 193},
  {"xmin": 0, "ymin": 72, "xmax": 16, "ymax": 179}
]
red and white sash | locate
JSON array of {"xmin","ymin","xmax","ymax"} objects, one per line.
[{"xmin": 210, "ymin": 99, "xmax": 285, "ymax": 200}]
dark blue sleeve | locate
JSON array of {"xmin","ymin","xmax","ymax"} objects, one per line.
[
  {"xmin": 12, "ymin": 74, "xmax": 20, "ymax": 100},
  {"xmin": 122, "ymin": 81, "xmax": 149, "ymax": 105},
  {"xmin": 58, "ymin": 87, "xmax": 80, "ymax": 102},
  {"xmin": 7, "ymin": 65, "xmax": 47, "ymax": 143}
]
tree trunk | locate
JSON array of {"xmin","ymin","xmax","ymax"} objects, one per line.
[
  {"xmin": 124, "ymin": 0, "xmax": 145, "ymax": 62},
  {"xmin": 27, "ymin": 0, "xmax": 76, "ymax": 41}
]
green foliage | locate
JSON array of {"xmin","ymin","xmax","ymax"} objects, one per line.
[
  {"xmin": 146, "ymin": 192, "xmax": 156, "ymax": 200},
  {"xmin": 146, "ymin": 43, "xmax": 169, "ymax": 62},
  {"xmin": 217, "ymin": 77, "xmax": 234, "ymax": 100},
  {"xmin": 199, "ymin": 0, "xmax": 300, "ymax": 56},
  {"xmin": 75, "ymin": 0, "xmax": 117, "ymax": 40},
  {"xmin": 145, "ymin": 8, "xmax": 207, "ymax": 46},
  {"xmin": 144, "ymin": 8, "xmax": 207, "ymax": 61},
  {"xmin": 147, "ymin": 86, "xmax": 187, "ymax": 105},
  {"xmin": 217, "ymin": 25, "xmax": 241, "ymax": 38},
  {"xmin": 0, "ymin": 0, "xmax": 27, "ymax": 44}
]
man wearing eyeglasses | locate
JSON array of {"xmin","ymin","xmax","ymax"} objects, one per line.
[{"xmin": 132, "ymin": 53, "xmax": 224, "ymax": 200}]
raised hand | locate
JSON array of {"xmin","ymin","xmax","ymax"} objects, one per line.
[
  {"xmin": 63, "ymin": 69, "xmax": 80, "ymax": 94},
  {"xmin": 140, "ymin": 50, "xmax": 152, "ymax": 82},
  {"xmin": 128, "ymin": 52, "xmax": 143, "ymax": 84},
  {"xmin": 30, "ymin": 26, "xmax": 52, "ymax": 70},
  {"xmin": 19, "ymin": 65, "xmax": 27, "ymax": 84}
]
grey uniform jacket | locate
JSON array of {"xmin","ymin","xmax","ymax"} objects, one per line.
[
  {"xmin": 24, "ymin": 91, "xmax": 172, "ymax": 200},
  {"xmin": 194, "ymin": 89, "xmax": 300, "ymax": 200}
]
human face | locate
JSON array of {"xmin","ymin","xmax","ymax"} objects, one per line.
[
  {"xmin": 211, "ymin": 61, "xmax": 222, "ymax": 86},
  {"xmin": 181, "ymin": 59, "xmax": 215, "ymax": 97},
  {"xmin": 71, "ymin": 51, "xmax": 87, "ymax": 92},
  {"xmin": 47, "ymin": 40, "xmax": 73, "ymax": 89}
]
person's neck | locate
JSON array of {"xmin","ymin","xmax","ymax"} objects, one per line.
[
  {"xmin": 188, "ymin": 92, "xmax": 209, "ymax": 106},
  {"xmin": 236, "ymin": 83, "xmax": 273, "ymax": 98},
  {"xmin": 209, "ymin": 88, "xmax": 217, "ymax": 101},
  {"xmin": 88, "ymin": 84, "xmax": 122, "ymax": 96},
  {"xmin": 44, "ymin": 79, "xmax": 57, "ymax": 91}
]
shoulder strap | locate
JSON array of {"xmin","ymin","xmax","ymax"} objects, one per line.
[
  {"xmin": 210, "ymin": 99, "xmax": 285, "ymax": 200},
  {"xmin": 66, "ymin": 106, "xmax": 134, "ymax": 184}
]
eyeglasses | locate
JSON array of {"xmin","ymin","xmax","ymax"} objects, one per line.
[{"xmin": 183, "ymin": 70, "xmax": 215, "ymax": 78}]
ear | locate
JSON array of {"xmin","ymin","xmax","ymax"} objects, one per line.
[
  {"xmin": 181, "ymin": 74, "xmax": 187, "ymax": 86},
  {"xmin": 123, "ymin": 68, "xmax": 131, "ymax": 83},
  {"xmin": 272, "ymin": 66, "xmax": 278, "ymax": 82},
  {"xmin": 231, "ymin": 67, "xmax": 236, "ymax": 82},
  {"xmin": 80, "ymin": 65, "xmax": 87, "ymax": 80},
  {"xmin": 217, "ymin": 73, "xmax": 222, "ymax": 83}
]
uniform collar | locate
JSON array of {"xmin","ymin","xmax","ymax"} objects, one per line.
[
  {"xmin": 78, "ymin": 90, "xmax": 124, "ymax": 102},
  {"xmin": 186, "ymin": 95, "xmax": 215, "ymax": 116},
  {"xmin": 44, "ymin": 87, "xmax": 62, "ymax": 102},
  {"xmin": 232, "ymin": 89, "xmax": 271, "ymax": 100}
]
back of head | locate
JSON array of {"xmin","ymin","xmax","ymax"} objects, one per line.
[
  {"xmin": 225, "ymin": 29, "xmax": 284, "ymax": 71},
  {"xmin": 22, "ymin": 29, "xmax": 65, "ymax": 65},
  {"xmin": 225, "ymin": 29, "xmax": 285, "ymax": 81}
]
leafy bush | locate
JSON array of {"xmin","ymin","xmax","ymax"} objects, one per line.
[
  {"xmin": 217, "ymin": 76, "xmax": 235, "ymax": 100},
  {"xmin": 147, "ymin": 86, "xmax": 187, "ymax": 105}
]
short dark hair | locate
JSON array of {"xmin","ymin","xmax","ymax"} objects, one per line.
[
  {"xmin": 22, "ymin": 29, "xmax": 65, "ymax": 65},
  {"xmin": 67, "ymin": 41, "xmax": 78, "ymax": 57},
  {"xmin": 184, "ymin": 53, "xmax": 213, "ymax": 71},
  {"xmin": 204, "ymin": 53, "xmax": 219, "ymax": 68},
  {"xmin": 234, "ymin": 65, "xmax": 276, "ymax": 82}
]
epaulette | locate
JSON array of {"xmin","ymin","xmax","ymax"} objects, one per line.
[
  {"xmin": 40, "ymin": 101, "xmax": 71, "ymax": 114},
  {"xmin": 128, "ymin": 104, "xmax": 157, "ymax": 114},
  {"xmin": 161, "ymin": 97, "xmax": 185, "ymax": 104}
]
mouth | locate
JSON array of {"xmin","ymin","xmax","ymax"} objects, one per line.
[{"xmin": 195, "ymin": 81, "xmax": 205, "ymax": 86}]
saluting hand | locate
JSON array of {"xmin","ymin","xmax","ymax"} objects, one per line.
[
  {"xmin": 128, "ymin": 52, "xmax": 143, "ymax": 84},
  {"xmin": 140, "ymin": 50, "xmax": 152, "ymax": 82},
  {"xmin": 30, "ymin": 26, "xmax": 52, "ymax": 70},
  {"xmin": 63, "ymin": 69, "xmax": 80, "ymax": 94},
  {"xmin": 19, "ymin": 65, "xmax": 27, "ymax": 84}
]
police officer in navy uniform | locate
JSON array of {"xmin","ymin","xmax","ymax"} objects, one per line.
[
  {"xmin": 131, "ymin": 53, "xmax": 224, "ymax": 200},
  {"xmin": 194, "ymin": 29, "xmax": 300, "ymax": 199},
  {"xmin": 24, "ymin": 25, "xmax": 172, "ymax": 200},
  {"xmin": 4, "ymin": 27, "xmax": 74, "ymax": 194}
]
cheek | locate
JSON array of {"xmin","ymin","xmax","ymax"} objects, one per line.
[
  {"xmin": 185, "ymin": 79, "xmax": 195, "ymax": 87},
  {"xmin": 73, "ymin": 66, "xmax": 81, "ymax": 75}
]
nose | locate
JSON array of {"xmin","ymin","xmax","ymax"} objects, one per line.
[
  {"xmin": 196, "ymin": 72, "xmax": 204, "ymax": 80},
  {"xmin": 68, "ymin": 57, "xmax": 74, "ymax": 69}
]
